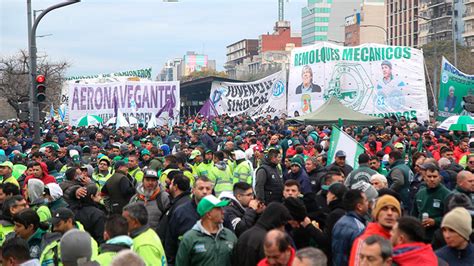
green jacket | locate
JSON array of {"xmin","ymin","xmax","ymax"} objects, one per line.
[
  {"xmin": 412, "ymin": 184, "xmax": 452, "ymax": 238},
  {"xmin": 208, "ymin": 162, "xmax": 233, "ymax": 197},
  {"xmin": 39, "ymin": 222, "xmax": 99, "ymax": 266},
  {"xmin": 92, "ymin": 170, "xmax": 112, "ymax": 190},
  {"xmin": 129, "ymin": 167, "xmax": 144, "ymax": 183},
  {"xmin": 388, "ymin": 160, "xmax": 413, "ymax": 209},
  {"xmin": 1, "ymin": 175, "xmax": 19, "ymax": 188},
  {"xmin": 233, "ymin": 160, "xmax": 252, "ymax": 184},
  {"xmin": 131, "ymin": 226, "xmax": 167, "ymax": 266},
  {"xmin": 196, "ymin": 161, "xmax": 213, "ymax": 177},
  {"xmin": 96, "ymin": 235, "xmax": 133, "ymax": 266},
  {"xmin": 175, "ymin": 221, "xmax": 237, "ymax": 266},
  {"xmin": 0, "ymin": 220, "xmax": 14, "ymax": 246},
  {"xmin": 453, "ymin": 186, "xmax": 474, "ymax": 205}
]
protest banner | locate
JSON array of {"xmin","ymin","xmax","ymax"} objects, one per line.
[
  {"xmin": 209, "ymin": 71, "xmax": 287, "ymax": 119},
  {"xmin": 327, "ymin": 126, "xmax": 365, "ymax": 169},
  {"xmin": 67, "ymin": 81, "xmax": 180, "ymax": 126},
  {"xmin": 437, "ymin": 57, "xmax": 474, "ymax": 121},
  {"xmin": 288, "ymin": 42, "xmax": 429, "ymax": 122}
]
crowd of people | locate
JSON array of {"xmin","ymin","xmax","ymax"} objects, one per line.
[{"xmin": 0, "ymin": 113, "xmax": 472, "ymax": 266}]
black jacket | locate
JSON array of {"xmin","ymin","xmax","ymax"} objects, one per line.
[
  {"xmin": 307, "ymin": 166, "xmax": 327, "ymax": 193},
  {"xmin": 165, "ymin": 198, "xmax": 199, "ymax": 264},
  {"xmin": 72, "ymin": 202, "xmax": 106, "ymax": 244},
  {"xmin": 101, "ymin": 170, "xmax": 136, "ymax": 214},
  {"xmin": 323, "ymin": 198, "xmax": 346, "ymax": 262},
  {"xmin": 255, "ymin": 158, "xmax": 284, "ymax": 204},
  {"xmin": 221, "ymin": 193, "xmax": 258, "ymax": 237},
  {"xmin": 326, "ymin": 162, "xmax": 353, "ymax": 177},
  {"xmin": 158, "ymin": 191, "xmax": 191, "ymax": 242},
  {"xmin": 233, "ymin": 202, "xmax": 291, "ymax": 266}
]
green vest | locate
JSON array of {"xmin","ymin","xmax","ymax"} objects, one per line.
[
  {"xmin": 129, "ymin": 167, "xmax": 144, "ymax": 183},
  {"xmin": 133, "ymin": 228, "xmax": 167, "ymax": 266},
  {"xmin": 92, "ymin": 171, "xmax": 112, "ymax": 190},
  {"xmin": 39, "ymin": 222, "xmax": 98, "ymax": 266},
  {"xmin": 96, "ymin": 251, "xmax": 115, "ymax": 266},
  {"xmin": 196, "ymin": 162, "xmax": 213, "ymax": 177},
  {"xmin": 209, "ymin": 164, "xmax": 233, "ymax": 197},
  {"xmin": 0, "ymin": 221, "xmax": 14, "ymax": 246},
  {"xmin": 233, "ymin": 161, "xmax": 252, "ymax": 184},
  {"xmin": 1, "ymin": 175, "xmax": 19, "ymax": 188}
]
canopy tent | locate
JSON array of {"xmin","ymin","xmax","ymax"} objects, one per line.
[{"xmin": 287, "ymin": 96, "xmax": 385, "ymax": 126}]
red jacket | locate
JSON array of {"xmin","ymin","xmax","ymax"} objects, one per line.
[
  {"xmin": 23, "ymin": 162, "xmax": 57, "ymax": 191},
  {"xmin": 392, "ymin": 242, "xmax": 438, "ymax": 266},
  {"xmin": 454, "ymin": 146, "xmax": 468, "ymax": 163},
  {"xmin": 257, "ymin": 247, "xmax": 295, "ymax": 266},
  {"xmin": 349, "ymin": 222, "xmax": 391, "ymax": 266},
  {"xmin": 364, "ymin": 141, "xmax": 382, "ymax": 156}
]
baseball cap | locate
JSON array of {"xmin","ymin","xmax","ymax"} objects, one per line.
[
  {"xmin": 189, "ymin": 150, "xmax": 202, "ymax": 160},
  {"xmin": 114, "ymin": 160, "xmax": 127, "ymax": 169},
  {"xmin": 394, "ymin": 142, "xmax": 404, "ymax": 149},
  {"xmin": 51, "ymin": 208, "xmax": 75, "ymax": 225},
  {"xmin": 141, "ymin": 149, "xmax": 151, "ymax": 156},
  {"xmin": 143, "ymin": 169, "xmax": 158, "ymax": 179},
  {"xmin": 197, "ymin": 195, "xmax": 229, "ymax": 217},
  {"xmin": 0, "ymin": 161, "xmax": 13, "ymax": 169},
  {"xmin": 335, "ymin": 150, "xmax": 346, "ymax": 158}
]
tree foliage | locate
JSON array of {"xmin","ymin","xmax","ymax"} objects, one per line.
[
  {"xmin": 0, "ymin": 50, "xmax": 69, "ymax": 118},
  {"xmin": 180, "ymin": 69, "xmax": 228, "ymax": 82}
]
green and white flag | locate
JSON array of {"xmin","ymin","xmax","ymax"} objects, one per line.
[{"xmin": 327, "ymin": 126, "xmax": 366, "ymax": 169}]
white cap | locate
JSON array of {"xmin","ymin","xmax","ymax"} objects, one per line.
[{"xmin": 234, "ymin": 150, "xmax": 246, "ymax": 160}]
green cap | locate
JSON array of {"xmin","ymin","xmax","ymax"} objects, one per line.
[
  {"xmin": 290, "ymin": 156, "xmax": 303, "ymax": 168},
  {"xmin": 189, "ymin": 150, "xmax": 201, "ymax": 160},
  {"xmin": 197, "ymin": 195, "xmax": 229, "ymax": 217},
  {"xmin": 0, "ymin": 161, "xmax": 13, "ymax": 169},
  {"xmin": 141, "ymin": 149, "xmax": 151, "ymax": 156}
]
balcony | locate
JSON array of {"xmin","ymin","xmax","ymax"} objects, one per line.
[
  {"xmin": 463, "ymin": 27, "xmax": 474, "ymax": 38},
  {"xmin": 464, "ymin": 11, "xmax": 474, "ymax": 21}
]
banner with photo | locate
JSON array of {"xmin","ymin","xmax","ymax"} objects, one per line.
[
  {"xmin": 437, "ymin": 57, "xmax": 474, "ymax": 121},
  {"xmin": 209, "ymin": 70, "xmax": 287, "ymax": 119},
  {"xmin": 67, "ymin": 81, "xmax": 179, "ymax": 126},
  {"xmin": 288, "ymin": 42, "xmax": 429, "ymax": 122}
]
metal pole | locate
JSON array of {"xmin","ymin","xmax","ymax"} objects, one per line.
[
  {"xmin": 433, "ymin": 20, "xmax": 438, "ymax": 104},
  {"xmin": 452, "ymin": 1, "xmax": 458, "ymax": 67},
  {"xmin": 28, "ymin": 0, "xmax": 80, "ymax": 143}
]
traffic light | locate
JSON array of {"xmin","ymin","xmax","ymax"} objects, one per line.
[
  {"xmin": 36, "ymin": 74, "xmax": 46, "ymax": 102},
  {"xmin": 463, "ymin": 95, "xmax": 474, "ymax": 113}
]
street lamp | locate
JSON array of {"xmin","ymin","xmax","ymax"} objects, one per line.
[
  {"xmin": 359, "ymin": 24, "xmax": 388, "ymax": 45},
  {"xmin": 27, "ymin": 0, "xmax": 80, "ymax": 143}
]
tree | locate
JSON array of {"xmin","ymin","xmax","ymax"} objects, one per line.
[
  {"xmin": 422, "ymin": 40, "xmax": 474, "ymax": 109},
  {"xmin": 180, "ymin": 68, "xmax": 228, "ymax": 82},
  {"xmin": 0, "ymin": 50, "xmax": 69, "ymax": 118}
]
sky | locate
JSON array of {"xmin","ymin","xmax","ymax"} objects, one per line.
[{"xmin": 1, "ymin": 0, "xmax": 307, "ymax": 78}]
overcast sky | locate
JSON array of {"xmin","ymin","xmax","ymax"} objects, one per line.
[{"xmin": 1, "ymin": 0, "xmax": 307, "ymax": 77}]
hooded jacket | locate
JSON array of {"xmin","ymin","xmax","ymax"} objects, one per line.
[
  {"xmin": 220, "ymin": 191, "xmax": 258, "ymax": 237},
  {"xmin": 392, "ymin": 242, "xmax": 438, "ymax": 266},
  {"xmin": 233, "ymin": 202, "xmax": 291, "ymax": 266},
  {"xmin": 287, "ymin": 167, "xmax": 312, "ymax": 195},
  {"xmin": 349, "ymin": 222, "xmax": 391, "ymax": 266},
  {"xmin": 96, "ymin": 235, "xmax": 133, "ymax": 266},
  {"xmin": 130, "ymin": 183, "xmax": 170, "ymax": 232},
  {"xmin": 23, "ymin": 162, "xmax": 57, "ymax": 192},
  {"xmin": 27, "ymin": 179, "xmax": 51, "ymax": 223}
]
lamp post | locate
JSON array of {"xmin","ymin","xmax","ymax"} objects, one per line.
[
  {"xmin": 27, "ymin": 0, "xmax": 80, "ymax": 143},
  {"xmin": 359, "ymin": 24, "xmax": 388, "ymax": 45},
  {"xmin": 416, "ymin": 15, "xmax": 438, "ymax": 106},
  {"xmin": 451, "ymin": 1, "xmax": 458, "ymax": 67}
]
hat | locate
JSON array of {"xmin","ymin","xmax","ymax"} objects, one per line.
[
  {"xmin": 120, "ymin": 143, "xmax": 129, "ymax": 152},
  {"xmin": 60, "ymin": 229, "xmax": 93, "ymax": 265},
  {"xmin": 290, "ymin": 157, "xmax": 303, "ymax": 168},
  {"xmin": 141, "ymin": 149, "xmax": 151, "ymax": 156},
  {"xmin": 328, "ymin": 183, "xmax": 348, "ymax": 200},
  {"xmin": 189, "ymin": 150, "xmax": 202, "ymax": 160},
  {"xmin": 205, "ymin": 149, "xmax": 213, "ymax": 154},
  {"xmin": 46, "ymin": 183, "xmax": 63, "ymax": 201},
  {"xmin": 234, "ymin": 150, "xmax": 246, "ymax": 161},
  {"xmin": 99, "ymin": 156, "xmax": 111, "ymax": 165},
  {"xmin": 51, "ymin": 208, "xmax": 75, "ymax": 225},
  {"xmin": 351, "ymin": 181, "xmax": 379, "ymax": 202},
  {"xmin": 335, "ymin": 150, "xmax": 346, "ymax": 158},
  {"xmin": 197, "ymin": 195, "xmax": 229, "ymax": 217},
  {"xmin": 394, "ymin": 142, "xmax": 404, "ymax": 149},
  {"xmin": 372, "ymin": 195, "xmax": 401, "ymax": 220},
  {"xmin": 144, "ymin": 169, "xmax": 158, "ymax": 179},
  {"xmin": 114, "ymin": 160, "xmax": 127, "ymax": 170},
  {"xmin": 0, "ymin": 161, "xmax": 13, "ymax": 169},
  {"xmin": 283, "ymin": 197, "xmax": 307, "ymax": 222},
  {"xmin": 442, "ymin": 207, "xmax": 472, "ymax": 240}
]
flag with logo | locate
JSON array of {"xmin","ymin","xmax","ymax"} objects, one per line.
[{"xmin": 327, "ymin": 126, "xmax": 366, "ymax": 169}]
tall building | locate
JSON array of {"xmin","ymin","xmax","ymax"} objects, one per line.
[
  {"xmin": 386, "ymin": 0, "xmax": 419, "ymax": 47},
  {"xmin": 157, "ymin": 51, "xmax": 216, "ymax": 81},
  {"xmin": 344, "ymin": 0, "xmax": 386, "ymax": 46},
  {"xmin": 301, "ymin": 0, "xmax": 361, "ymax": 46},
  {"xmin": 259, "ymin": 21, "xmax": 302, "ymax": 53},
  {"xmin": 418, "ymin": 0, "xmax": 465, "ymax": 46},
  {"xmin": 464, "ymin": 0, "xmax": 474, "ymax": 48},
  {"xmin": 225, "ymin": 39, "xmax": 259, "ymax": 79}
]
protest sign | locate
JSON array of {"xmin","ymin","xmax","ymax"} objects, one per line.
[
  {"xmin": 437, "ymin": 57, "xmax": 474, "ymax": 120},
  {"xmin": 209, "ymin": 71, "xmax": 287, "ymax": 119},
  {"xmin": 67, "ymin": 81, "xmax": 179, "ymax": 126},
  {"xmin": 288, "ymin": 42, "xmax": 429, "ymax": 121}
]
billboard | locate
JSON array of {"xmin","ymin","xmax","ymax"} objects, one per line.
[
  {"xmin": 184, "ymin": 54, "xmax": 208, "ymax": 76},
  {"xmin": 437, "ymin": 57, "xmax": 474, "ymax": 120},
  {"xmin": 288, "ymin": 42, "xmax": 429, "ymax": 121},
  {"xmin": 67, "ymin": 81, "xmax": 179, "ymax": 126}
]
